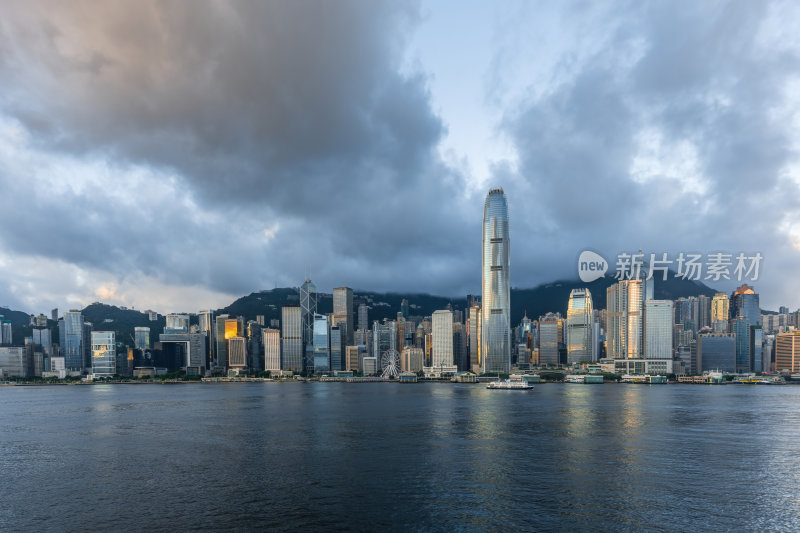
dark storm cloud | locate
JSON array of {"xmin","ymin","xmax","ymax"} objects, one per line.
[{"xmin": 0, "ymin": 1, "xmax": 480, "ymax": 302}]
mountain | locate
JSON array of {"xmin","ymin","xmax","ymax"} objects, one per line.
[{"xmin": 0, "ymin": 274, "xmax": 717, "ymax": 347}]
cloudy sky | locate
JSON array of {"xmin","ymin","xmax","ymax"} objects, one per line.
[{"xmin": 1, "ymin": 1, "xmax": 799, "ymax": 313}]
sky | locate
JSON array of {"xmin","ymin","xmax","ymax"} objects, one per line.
[{"xmin": 1, "ymin": 0, "xmax": 799, "ymax": 314}]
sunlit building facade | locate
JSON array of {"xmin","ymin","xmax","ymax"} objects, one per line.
[
  {"xmin": 567, "ymin": 288, "xmax": 593, "ymax": 364},
  {"xmin": 432, "ymin": 310, "xmax": 454, "ymax": 369},
  {"xmin": 60, "ymin": 310, "xmax": 84, "ymax": 372},
  {"xmin": 607, "ymin": 280, "xmax": 643, "ymax": 359},
  {"xmin": 333, "ymin": 287, "xmax": 353, "ymax": 345},
  {"xmin": 91, "ymin": 331, "xmax": 115, "ymax": 378},
  {"xmin": 644, "ymin": 300, "xmax": 673, "ymax": 359},
  {"xmin": 481, "ymin": 188, "xmax": 510, "ymax": 373},
  {"xmin": 281, "ymin": 306, "xmax": 302, "ymax": 372}
]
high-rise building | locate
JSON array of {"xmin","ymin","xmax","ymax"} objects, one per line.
[
  {"xmin": 300, "ymin": 278, "xmax": 318, "ymax": 373},
  {"xmin": 775, "ymin": 331, "xmax": 800, "ymax": 373},
  {"xmin": 263, "ymin": 328, "xmax": 281, "ymax": 372},
  {"xmin": 538, "ymin": 313, "xmax": 563, "ymax": 366},
  {"xmin": 247, "ymin": 320, "xmax": 262, "ymax": 371},
  {"xmin": 91, "ymin": 331, "xmax": 116, "ymax": 378},
  {"xmin": 644, "ymin": 300, "xmax": 674, "ymax": 359},
  {"xmin": 698, "ymin": 333, "xmax": 736, "ymax": 373},
  {"xmin": 281, "ymin": 306, "xmax": 303, "ymax": 372},
  {"xmin": 198, "ymin": 309, "xmax": 214, "ymax": 367},
  {"xmin": 697, "ymin": 295, "xmax": 711, "ymax": 330},
  {"xmin": 372, "ymin": 320, "xmax": 397, "ymax": 366},
  {"xmin": 333, "ymin": 287, "xmax": 353, "ymax": 345},
  {"xmin": 345, "ymin": 345, "xmax": 360, "ymax": 372},
  {"xmin": 481, "ymin": 187, "xmax": 510, "ymax": 374},
  {"xmin": 227, "ymin": 337, "xmax": 247, "ymax": 370},
  {"xmin": 330, "ymin": 325, "xmax": 343, "ymax": 372},
  {"xmin": 606, "ymin": 280, "xmax": 643, "ymax": 359},
  {"xmin": 31, "ymin": 328, "xmax": 52, "ymax": 358},
  {"xmin": 401, "ymin": 346, "xmax": 424, "ymax": 373},
  {"xmin": 51, "ymin": 308, "xmax": 58, "ymax": 322},
  {"xmin": 134, "ymin": 327, "xmax": 150, "ymax": 351},
  {"xmin": 731, "ymin": 317, "xmax": 751, "ymax": 373},
  {"xmin": 214, "ymin": 314, "xmax": 229, "ymax": 371},
  {"xmin": 711, "ymin": 292, "xmax": 729, "ymax": 323},
  {"xmin": 730, "ymin": 284, "xmax": 760, "ymax": 325},
  {"xmin": 566, "ymin": 288, "xmax": 593, "ymax": 364},
  {"xmin": 751, "ymin": 326, "xmax": 763, "ymax": 373},
  {"xmin": 59, "ymin": 310, "xmax": 84, "ymax": 371},
  {"xmin": 431, "ymin": 310, "xmax": 454, "ymax": 369},
  {"xmin": 467, "ymin": 304, "xmax": 481, "ymax": 372},
  {"xmin": 313, "ymin": 314, "xmax": 329, "ymax": 374},
  {"xmin": 358, "ymin": 304, "xmax": 369, "ymax": 332}
]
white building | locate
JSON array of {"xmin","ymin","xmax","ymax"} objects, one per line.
[
  {"xmin": 263, "ymin": 328, "xmax": 281, "ymax": 372},
  {"xmin": 567, "ymin": 288, "xmax": 593, "ymax": 364},
  {"xmin": 432, "ymin": 310, "xmax": 454, "ymax": 369},
  {"xmin": 645, "ymin": 300, "xmax": 674, "ymax": 359}
]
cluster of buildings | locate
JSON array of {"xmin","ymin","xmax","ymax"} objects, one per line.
[{"xmin": 2, "ymin": 188, "xmax": 800, "ymax": 380}]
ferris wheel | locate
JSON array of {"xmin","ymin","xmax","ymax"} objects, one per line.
[{"xmin": 380, "ymin": 348, "xmax": 400, "ymax": 378}]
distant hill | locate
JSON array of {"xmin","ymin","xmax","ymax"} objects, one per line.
[{"xmin": 0, "ymin": 274, "xmax": 717, "ymax": 347}]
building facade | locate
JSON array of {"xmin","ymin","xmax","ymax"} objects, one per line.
[
  {"xmin": 481, "ymin": 188, "xmax": 511, "ymax": 374},
  {"xmin": 567, "ymin": 288, "xmax": 593, "ymax": 364}
]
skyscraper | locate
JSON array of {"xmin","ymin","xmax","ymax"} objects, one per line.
[
  {"xmin": 134, "ymin": 327, "xmax": 150, "ymax": 351},
  {"xmin": 300, "ymin": 278, "xmax": 318, "ymax": 373},
  {"xmin": 431, "ymin": 310, "xmax": 454, "ymax": 369},
  {"xmin": 263, "ymin": 328, "xmax": 281, "ymax": 372},
  {"xmin": 481, "ymin": 188, "xmax": 510, "ymax": 374},
  {"xmin": 313, "ymin": 314, "xmax": 329, "ymax": 374},
  {"xmin": 538, "ymin": 313, "xmax": 563, "ymax": 366},
  {"xmin": 333, "ymin": 287, "xmax": 353, "ymax": 345},
  {"xmin": 91, "ymin": 331, "xmax": 115, "ymax": 378},
  {"xmin": 606, "ymin": 280, "xmax": 643, "ymax": 359},
  {"xmin": 59, "ymin": 310, "xmax": 84, "ymax": 371},
  {"xmin": 730, "ymin": 284, "xmax": 760, "ymax": 325},
  {"xmin": 566, "ymin": 288, "xmax": 593, "ymax": 364},
  {"xmin": 357, "ymin": 304, "xmax": 369, "ymax": 333},
  {"xmin": 215, "ymin": 314, "xmax": 230, "ymax": 371},
  {"xmin": 711, "ymin": 292, "xmax": 730, "ymax": 324},
  {"xmin": 466, "ymin": 304, "xmax": 481, "ymax": 372},
  {"xmin": 281, "ymin": 306, "xmax": 303, "ymax": 372},
  {"xmin": 644, "ymin": 300, "xmax": 674, "ymax": 359}
]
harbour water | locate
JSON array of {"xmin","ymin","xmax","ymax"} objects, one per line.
[{"xmin": 1, "ymin": 383, "xmax": 799, "ymax": 531}]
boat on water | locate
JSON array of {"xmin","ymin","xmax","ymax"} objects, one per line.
[{"xmin": 486, "ymin": 379, "xmax": 533, "ymax": 390}]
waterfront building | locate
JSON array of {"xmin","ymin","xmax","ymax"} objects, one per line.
[
  {"xmin": 0, "ymin": 347, "xmax": 27, "ymax": 377},
  {"xmin": 281, "ymin": 306, "xmax": 303, "ymax": 372},
  {"xmin": 751, "ymin": 326, "xmax": 763, "ymax": 373},
  {"xmin": 0, "ymin": 318, "xmax": 12, "ymax": 345},
  {"xmin": 31, "ymin": 327, "xmax": 52, "ymax": 358},
  {"xmin": 432, "ymin": 310, "xmax": 454, "ymax": 369},
  {"xmin": 606, "ymin": 280, "xmax": 643, "ymax": 359},
  {"xmin": 732, "ymin": 316, "xmax": 751, "ymax": 373},
  {"xmin": 775, "ymin": 331, "xmax": 800, "ymax": 373},
  {"xmin": 134, "ymin": 327, "xmax": 150, "ymax": 351},
  {"xmin": 263, "ymin": 328, "xmax": 281, "ymax": 372},
  {"xmin": 227, "ymin": 337, "xmax": 247, "ymax": 370},
  {"xmin": 613, "ymin": 358, "xmax": 675, "ymax": 376},
  {"xmin": 645, "ymin": 300, "xmax": 673, "ymax": 359},
  {"xmin": 453, "ymin": 323, "xmax": 468, "ymax": 371},
  {"xmin": 567, "ymin": 288, "xmax": 593, "ymax": 364},
  {"xmin": 467, "ymin": 304, "xmax": 481, "ymax": 372},
  {"xmin": 59, "ymin": 310, "xmax": 84, "ymax": 372},
  {"xmin": 481, "ymin": 187, "xmax": 511, "ymax": 374},
  {"xmin": 247, "ymin": 320, "xmax": 262, "ymax": 371},
  {"xmin": 372, "ymin": 320, "xmax": 397, "ymax": 366},
  {"xmin": 345, "ymin": 345, "xmax": 360, "ymax": 372},
  {"xmin": 697, "ymin": 334, "xmax": 736, "ymax": 373},
  {"xmin": 198, "ymin": 309, "xmax": 214, "ymax": 363},
  {"xmin": 330, "ymin": 325, "xmax": 343, "ymax": 372},
  {"xmin": 333, "ymin": 287, "xmax": 353, "ymax": 344},
  {"xmin": 362, "ymin": 356, "xmax": 377, "ymax": 376},
  {"xmin": 697, "ymin": 294, "xmax": 711, "ymax": 330},
  {"xmin": 91, "ymin": 331, "xmax": 116, "ymax": 378},
  {"xmin": 158, "ymin": 332, "xmax": 207, "ymax": 374}
]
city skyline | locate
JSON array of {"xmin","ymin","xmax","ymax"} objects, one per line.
[{"xmin": 1, "ymin": 2, "xmax": 799, "ymax": 314}]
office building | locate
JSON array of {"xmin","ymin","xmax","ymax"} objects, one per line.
[
  {"xmin": 481, "ymin": 187, "xmax": 511, "ymax": 373},
  {"xmin": 330, "ymin": 325, "xmax": 343, "ymax": 372},
  {"xmin": 59, "ymin": 310, "xmax": 84, "ymax": 372},
  {"xmin": 91, "ymin": 331, "xmax": 116, "ymax": 378},
  {"xmin": 227, "ymin": 337, "xmax": 247, "ymax": 370},
  {"xmin": 730, "ymin": 284, "xmax": 760, "ymax": 325},
  {"xmin": 313, "ymin": 314, "xmax": 329, "ymax": 374},
  {"xmin": 215, "ymin": 314, "xmax": 229, "ymax": 371},
  {"xmin": 300, "ymin": 278, "xmax": 318, "ymax": 373},
  {"xmin": 358, "ymin": 304, "xmax": 369, "ymax": 332},
  {"xmin": 698, "ymin": 334, "xmax": 736, "ymax": 373},
  {"xmin": 0, "ymin": 347, "xmax": 27, "ymax": 378},
  {"xmin": 607, "ymin": 280, "xmax": 643, "ymax": 359},
  {"xmin": 538, "ymin": 313, "xmax": 563, "ymax": 366},
  {"xmin": 431, "ymin": 310, "xmax": 454, "ymax": 369},
  {"xmin": 134, "ymin": 327, "xmax": 150, "ymax": 351},
  {"xmin": 401, "ymin": 346, "xmax": 424, "ymax": 373},
  {"xmin": 345, "ymin": 345, "xmax": 360, "ymax": 373},
  {"xmin": 775, "ymin": 331, "xmax": 800, "ymax": 373},
  {"xmin": 263, "ymin": 328, "xmax": 281, "ymax": 372},
  {"xmin": 165, "ymin": 314, "xmax": 190, "ymax": 333},
  {"xmin": 281, "ymin": 306, "xmax": 303, "ymax": 372},
  {"xmin": 645, "ymin": 300, "xmax": 674, "ymax": 359},
  {"xmin": 732, "ymin": 317, "xmax": 751, "ymax": 373},
  {"xmin": 567, "ymin": 288, "xmax": 593, "ymax": 364},
  {"xmin": 333, "ymin": 287, "xmax": 353, "ymax": 344},
  {"xmin": 158, "ymin": 332, "xmax": 207, "ymax": 374},
  {"xmin": 467, "ymin": 304, "xmax": 481, "ymax": 372}
]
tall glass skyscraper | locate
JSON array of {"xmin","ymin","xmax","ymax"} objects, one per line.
[
  {"xmin": 567, "ymin": 289, "xmax": 593, "ymax": 364},
  {"xmin": 481, "ymin": 188, "xmax": 510, "ymax": 373},
  {"xmin": 59, "ymin": 310, "xmax": 84, "ymax": 371}
]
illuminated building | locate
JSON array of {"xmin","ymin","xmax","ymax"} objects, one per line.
[
  {"xmin": 775, "ymin": 331, "xmax": 800, "ymax": 373},
  {"xmin": 730, "ymin": 284, "xmax": 760, "ymax": 325},
  {"xmin": 567, "ymin": 289, "xmax": 593, "ymax": 364},
  {"xmin": 481, "ymin": 187, "xmax": 510, "ymax": 374},
  {"xmin": 606, "ymin": 280, "xmax": 643, "ymax": 359},
  {"xmin": 538, "ymin": 313, "xmax": 563, "ymax": 366},
  {"xmin": 711, "ymin": 292, "xmax": 730, "ymax": 323},
  {"xmin": 91, "ymin": 331, "xmax": 115, "ymax": 378}
]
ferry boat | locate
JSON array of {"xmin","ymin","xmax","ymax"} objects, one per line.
[{"xmin": 486, "ymin": 379, "xmax": 533, "ymax": 390}]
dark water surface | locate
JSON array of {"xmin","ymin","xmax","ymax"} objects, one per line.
[{"xmin": 1, "ymin": 382, "xmax": 799, "ymax": 531}]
